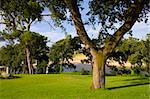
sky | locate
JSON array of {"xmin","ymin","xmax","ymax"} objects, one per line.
[{"xmin": 0, "ymin": 1, "xmax": 150, "ymax": 47}]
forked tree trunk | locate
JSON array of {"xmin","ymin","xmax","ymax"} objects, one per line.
[
  {"xmin": 25, "ymin": 47, "xmax": 32, "ymax": 74},
  {"xmin": 64, "ymin": 0, "xmax": 146, "ymax": 90},
  {"xmin": 91, "ymin": 50, "xmax": 106, "ymax": 89}
]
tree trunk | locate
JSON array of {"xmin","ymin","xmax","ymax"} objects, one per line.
[
  {"xmin": 91, "ymin": 50, "xmax": 106, "ymax": 89},
  {"xmin": 59, "ymin": 61, "xmax": 63, "ymax": 73},
  {"xmin": 25, "ymin": 47, "xmax": 32, "ymax": 74}
]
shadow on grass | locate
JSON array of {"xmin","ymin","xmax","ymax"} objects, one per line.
[
  {"xmin": 108, "ymin": 82, "xmax": 150, "ymax": 90},
  {"xmin": 0, "ymin": 75, "xmax": 21, "ymax": 79},
  {"xmin": 111, "ymin": 76, "xmax": 149, "ymax": 82},
  {"xmin": 123, "ymin": 77, "xmax": 149, "ymax": 81},
  {"xmin": 107, "ymin": 76, "xmax": 150, "ymax": 90}
]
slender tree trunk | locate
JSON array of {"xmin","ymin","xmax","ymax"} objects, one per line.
[
  {"xmin": 59, "ymin": 61, "xmax": 63, "ymax": 73},
  {"xmin": 91, "ymin": 50, "xmax": 106, "ymax": 89},
  {"xmin": 25, "ymin": 47, "xmax": 32, "ymax": 74}
]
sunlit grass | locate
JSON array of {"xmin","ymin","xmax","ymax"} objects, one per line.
[{"xmin": 0, "ymin": 74, "xmax": 149, "ymax": 99}]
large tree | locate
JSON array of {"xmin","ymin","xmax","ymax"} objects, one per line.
[{"xmin": 43, "ymin": 0, "xmax": 150, "ymax": 89}]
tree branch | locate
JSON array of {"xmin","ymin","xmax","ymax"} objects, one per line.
[
  {"xmin": 104, "ymin": 0, "xmax": 147, "ymax": 57},
  {"xmin": 64, "ymin": 0, "xmax": 97, "ymax": 50},
  {"xmin": 41, "ymin": 14, "xmax": 51, "ymax": 16},
  {"xmin": 0, "ymin": 22, "xmax": 7, "ymax": 24}
]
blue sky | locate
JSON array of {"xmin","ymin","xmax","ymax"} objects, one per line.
[{"xmin": 0, "ymin": 1, "xmax": 150, "ymax": 47}]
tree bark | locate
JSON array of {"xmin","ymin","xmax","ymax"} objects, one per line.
[
  {"xmin": 91, "ymin": 50, "xmax": 106, "ymax": 89},
  {"xmin": 64, "ymin": 0, "xmax": 96, "ymax": 49},
  {"xmin": 25, "ymin": 47, "xmax": 32, "ymax": 74}
]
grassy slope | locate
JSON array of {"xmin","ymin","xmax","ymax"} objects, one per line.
[{"xmin": 0, "ymin": 74, "xmax": 149, "ymax": 99}]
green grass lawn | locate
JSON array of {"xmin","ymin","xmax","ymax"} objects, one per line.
[{"xmin": 0, "ymin": 74, "xmax": 149, "ymax": 99}]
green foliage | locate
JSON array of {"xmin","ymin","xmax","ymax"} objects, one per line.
[
  {"xmin": 110, "ymin": 36, "xmax": 150, "ymax": 74},
  {"xmin": 48, "ymin": 64, "xmax": 61, "ymax": 74},
  {"xmin": 0, "ymin": 44, "xmax": 24, "ymax": 70},
  {"xmin": 88, "ymin": 0, "xmax": 150, "ymax": 34},
  {"xmin": 0, "ymin": 31, "xmax": 49, "ymax": 74},
  {"xmin": 111, "ymin": 37, "xmax": 143, "ymax": 64},
  {"xmin": 1, "ymin": 0, "xmax": 46, "ymax": 74},
  {"xmin": 20, "ymin": 31, "xmax": 49, "ymax": 72},
  {"xmin": 20, "ymin": 31, "xmax": 48, "ymax": 58},
  {"xmin": 1, "ymin": 0, "xmax": 44, "ymax": 31},
  {"xmin": 49, "ymin": 35, "xmax": 81, "ymax": 72},
  {"xmin": 141, "ymin": 34, "xmax": 150, "ymax": 72},
  {"xmin": 131, "ymin": 65, "xmax": 143, "ymax": 75}
]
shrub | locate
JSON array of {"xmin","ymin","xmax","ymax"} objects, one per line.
[{"xmin": 80, "ymin": 68, "xmax": 89, "ymax": 75}]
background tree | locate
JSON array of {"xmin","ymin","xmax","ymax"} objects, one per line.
[
  {"xmin": 42, "ymin": 0, "xmax": 150, "ymax": 89},
  {"xmin": 142, "ymin": 34, "xmax": 150, "ymax": 73},
  {"xmin": 49, "ymin": 35, "xmax": 81, "ymax": 73},
  {"xmin": 0, "ymin": 44, "xmax": 24, "ymax": 74},
  {"xmin": 0, "ymin": 32, "xmax": 49, "ymax": 74},
  {"xmin": 110, "ymin": 35, "xmax": 150, "ymax": 75},
  {"xmin": 111, "ymin": 37, "xmax": 142, "ymax": 64},
  {"xmin": 20, "ymin": 32, "xmax": 49, "ymax": 74},
  {"xmin": 1, "ymin": 0, "xmax": 44, "ymax": 74}
]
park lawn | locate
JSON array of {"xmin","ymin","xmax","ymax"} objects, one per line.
[{"xmin": 0, "ymin": 74, "xmax": 149, "ymax": 99}]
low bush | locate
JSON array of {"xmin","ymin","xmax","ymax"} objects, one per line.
[{"xmin": 80, "ymin": 68, "xmax": 90, "ymax": 75}]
